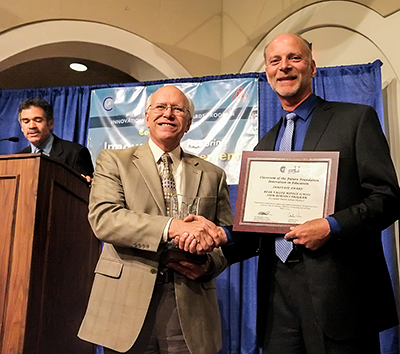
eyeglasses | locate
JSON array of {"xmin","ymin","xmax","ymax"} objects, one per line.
[{"xmin": 149, "ymin": 104, "xmax": 188, "ymax": 116}]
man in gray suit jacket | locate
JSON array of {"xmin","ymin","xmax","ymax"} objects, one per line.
[
  {"xmin": 17, "ymin": 97, "xmax": 94, "ymax": 178},
  {"xmin": 78, "ymin": 85, "xmax": 232, "ymax": 354},
  {"xmin": 181, "ymin": 33, "xmax": 400, "ymax": 353}
]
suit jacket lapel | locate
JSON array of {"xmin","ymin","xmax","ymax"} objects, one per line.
[
  {"xmin": 257, "ymin": 97, "xmax": 334, "ymax": 152},
  {"xmin": 302, "ymin": 98, "xmax": 334, "ymax": 151},
  {"xmin": 132, "ymin": 144, "xmax": 202, "ymax": 213},
  {"xmin": 132, "ymin": 141, "xmax": 166, "ymax": 214},
  {"xmin": 49, "ymin": 135, "xmax": 63, "ymax": 158},
  {"xmin": 181, "ymin": 152, "xmax": 202, "ymax": 198}
]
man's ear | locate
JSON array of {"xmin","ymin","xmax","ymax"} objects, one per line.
[
  {"xmin": 185, "ymin": 117, "xmax": 192, "ymax": 133},
  {"xmin": 145, "ymin": 112, "xmax": 150, "ymax": 128},
  {"xmin": 311, "ymin": 59, "xmax": 317, "ymax": 78}
]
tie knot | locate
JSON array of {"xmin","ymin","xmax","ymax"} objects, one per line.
[
  {"xmin": 286, "ymin": 112, "xmax": 297, "ymax": 122},
  {"xmin": 161, "ymin": 153, "xmax": 171, "ymax": 166}
]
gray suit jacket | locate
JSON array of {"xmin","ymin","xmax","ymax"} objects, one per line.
[{"xmin": 78, "ymin": 141, "xmax": 233, "ymax": 353}]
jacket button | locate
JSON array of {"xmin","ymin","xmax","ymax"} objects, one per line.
[{"xmin": 150, "ymin": 269, "xmax": 157, "ymax": 274}]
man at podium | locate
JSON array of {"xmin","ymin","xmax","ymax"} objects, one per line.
[{"xmin": 17, "ymin": 97, "xmax": 94, "ymax": 178}]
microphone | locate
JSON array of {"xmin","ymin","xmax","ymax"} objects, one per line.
[{"xmin": 0, "ymin": 136, "xmax": 19, "ymax": 142}]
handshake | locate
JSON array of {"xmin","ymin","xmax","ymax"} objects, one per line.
[{"xmin": 168, "ymin": 215, "xmax": 228, "ymax": 254}]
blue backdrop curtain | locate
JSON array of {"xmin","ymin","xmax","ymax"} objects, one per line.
[
  {"xmin": 0, "ymin": 60, "xmax": 397, "ymax": 354},
  {"xmin": 0, "ymin": 86, "xmax": 93, "ymax": 149}
]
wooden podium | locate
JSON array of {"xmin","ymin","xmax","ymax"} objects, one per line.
[{"xmin": 0, "ymin": 154, "xmax": 100, "ymax": 354}]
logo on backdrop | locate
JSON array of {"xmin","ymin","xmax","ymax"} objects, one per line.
[
  {"xmin": 231, "ymin": 86, "xmax": 249, "ymax": 102},
  {"xmin": 103, "ymin": 97, "xmax": 114, "ymax": 111}
]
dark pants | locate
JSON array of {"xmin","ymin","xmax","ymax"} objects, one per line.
[{"xmin": 263, "ymin": 255, "xmax": 380, "ymax": 354}]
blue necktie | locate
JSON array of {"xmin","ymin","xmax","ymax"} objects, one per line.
[{"xmin": 275, "ymin": 112, "xmax": 297, "ymax": 262}]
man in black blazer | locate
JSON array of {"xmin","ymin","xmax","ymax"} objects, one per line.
[
  {"xmin": 17, "ymin": 97, "xmax": 94, "ymax": 178},
  {"xmin": 180, "ymin": 33, "xmax": 400, "ymax": 353}
]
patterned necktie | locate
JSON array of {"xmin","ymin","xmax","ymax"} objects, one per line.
[
  {"xmin": 279, "ymin": 112, "xmax": 297, "ymax": 151},
  {"xmin": 160, "ymin": 153, "xmax": 176, "ymax": 216},
  {"xmin": 275, "ymin": 112, "xmax": 297, "ymax": 262}
]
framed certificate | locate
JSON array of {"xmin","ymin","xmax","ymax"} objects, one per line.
[{"xmin": 233, "ymin": 151, "xmax": 339, "ymax": 233}]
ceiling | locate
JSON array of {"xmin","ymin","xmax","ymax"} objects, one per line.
[{"xmin": 0, "ymin": 57, "xmax": 137, "ymax": 89}]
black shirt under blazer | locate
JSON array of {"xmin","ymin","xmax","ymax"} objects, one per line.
[
  {"xmin": 224, "ymin": 97, "xmax": 400, "ymax": 343},
  {"xmin": 18, "ymin": 134, "xmax": 94, "ymax": 177}
]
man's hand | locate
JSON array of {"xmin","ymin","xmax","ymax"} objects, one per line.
[
  {"xmin": 285, "ymin": 218, "xmax": 331, "ymax": 251},
  {"xmin": 166, "ymin": 257, "xmax": 213, "ymax": 280},
  {"xmin": 168, "ymin": 215, "xmax": 227, "ymax": 254},
  {"xmin": 81, "ymin": 174, "xmax": 93, "ymax": 184},
  {"xmin": 172, "ymin": 215, "xmax": 227, "ymax": 254}
]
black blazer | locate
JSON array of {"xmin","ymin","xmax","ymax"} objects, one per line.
[
  {"xmin": 224, "ymin": 97, "xmax": 400, "ymax": 342},
  {"xmin": 18, "ymin": 134, "xmax": 94, "ymax": 177}
]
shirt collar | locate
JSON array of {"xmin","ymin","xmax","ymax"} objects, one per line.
[
  {"xmin": 31, "ymin": 133, "xmax": 54, "ymax": 155},
  {"xmin": 282, "ymin": 93, "xmax": 317, "ymax": 121},
  {"xmin": 148, "ymin": 138, "xmax": 181, "ymax": 165}
]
